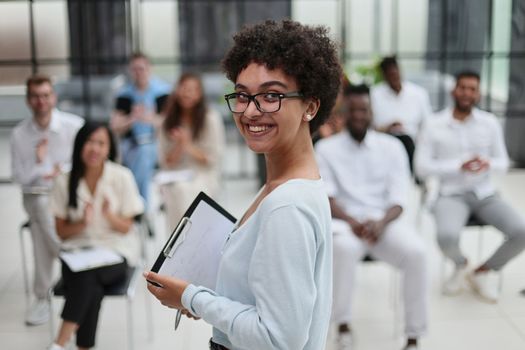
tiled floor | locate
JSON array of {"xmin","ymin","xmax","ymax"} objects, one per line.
[{"xmin": 1, "ymin": 128, "xmax": 525, "ymax": 349}]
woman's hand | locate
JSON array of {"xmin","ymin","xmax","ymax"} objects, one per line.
[
  {"xmin": 101, "ymin": 197, "xmax": 111, "ymax": 218},
  {"xmin": 144, "ymin": 271, "xmax": 190, "ymax": 310},
  {"xmin": 181, "ymin": 308, "xmax": 201, "ymax": 320},
  {"xmin": 168, "ymin": 127, "xmax": 192, "ymax": 148},
  {"xmin": 83, "ymin": 202, "xmax": 94, "ymax": 226}
]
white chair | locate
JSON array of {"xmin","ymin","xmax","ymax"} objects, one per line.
[{"xmin": 48, "ymin": 265, "xmax": 147, "ymax": 350}]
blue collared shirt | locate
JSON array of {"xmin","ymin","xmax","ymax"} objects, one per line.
[{"xmin": 116, "ymin": 77, "xmax": 170, "ymax": 143}]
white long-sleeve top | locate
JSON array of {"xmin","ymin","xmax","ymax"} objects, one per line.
[
  {"xmin": 415, "ymin": 108, "xmax": 509, "ymax": 199},
  {"xmin": 181, "ymin": 179, "xmax": 333, "ymax": 350},
  {"xmin": 315, "ymin": 130, "xmax": 411, "ymax": 221},
  {"xmin": 10, "ymin": 109, "xmax": 84, "ymax": 193},
  {"xmin": 371, "ymin": 81, "xmax": 433, "ymax": 139}
]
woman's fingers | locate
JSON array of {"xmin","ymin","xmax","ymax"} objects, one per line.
[{"xmin": 181, "ymin": 308, "xmax": 201, "ymax": 320}]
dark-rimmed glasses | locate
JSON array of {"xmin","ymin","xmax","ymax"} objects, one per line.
[{"xmin": 224, "ymin": 91, "xmax": 303, "ymax": 114}]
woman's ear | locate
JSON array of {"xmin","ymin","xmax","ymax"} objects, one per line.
[{"xmin": 303, "ymin": 98, "xmax": 320, "ymax": 122}]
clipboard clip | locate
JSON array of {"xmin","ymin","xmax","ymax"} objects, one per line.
[{"xmin": 163, "ymin": 217, "xmax": 192, "ymax": 258}]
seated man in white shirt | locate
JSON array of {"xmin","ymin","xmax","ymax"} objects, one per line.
[
  {"xmin": 415, "ymin": 70, "xmax": 525, "ymax": 303},
  {"xmin": 316, "ymin": 84, "xmax": 427, "ymax": 350},
  {"xmin": 371, "ymin": 56, "xmax": 432, "ymax": 173},
  {"xmin": 10, "ymin": 74, "xmax": 84, "ymax": 325}
]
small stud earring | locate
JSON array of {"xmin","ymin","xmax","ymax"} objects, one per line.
[{"xmin": 305, "ymin": 114, "xmax": 313, "ymax": 121}]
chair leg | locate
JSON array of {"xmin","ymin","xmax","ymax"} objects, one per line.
[
  {"xmin": 48, "ymin": 289, "xmax": 56, "ymax": 342},
  {"xmin": 127, "ymin": 297, "xmax": 134, "ymax": 350},
  {"xmin": 440, "ymin": 255, "xmax": 448, "ymax": 295},
  {"xmin": 145, "ymin": 288, "xmax": 154, "ymax": 341},
  {"xmin": 477, "ymin": 227, "xmax": 484, "ymax": 263},
  {"xmin": 19, "ymin": 224, "xmax": 30, "ymax": 301}
]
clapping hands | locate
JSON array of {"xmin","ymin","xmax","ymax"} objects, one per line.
[{"xmin": 461, "ymin": 156, "xmax": 490, "ymax": 173}]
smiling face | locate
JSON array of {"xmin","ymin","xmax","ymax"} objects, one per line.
[
  {"xmin": 177, "ymin": 77, "xmax": 203, "ymax": 111},
  {"xmin": 452, "ymin": 76, "xmax": 480, "ymax": 114},
  {"xmin": 27, "ymin": 82, "xmax": 57, "ymax": 119},
  {"xmin": 383, "ymin": 65, "xmax": 402, "ymax": 92},
  {"xmin": 81, "ymin": 127, "xmax": 111, "ymax": 169},
  {"xmin": 129, "ymin": 57, "xmax": 151, "ymax": 89},
  {"xmin": 232, "ymin": 63, "xmax": 312, "ymax": 155},
  {"xmin": 344, "ymin": 93, "xmax": 372, "ymax": 141}
]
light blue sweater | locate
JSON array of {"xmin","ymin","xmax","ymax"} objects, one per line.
[{"xmin": 182, "ymin": 179, "xmax": 333, "ymax": 350}]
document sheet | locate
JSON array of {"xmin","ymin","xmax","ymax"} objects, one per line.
[
  {"xmin": 60, "ymin": 247, "xmax": 124, "ymax": 272},
  {"xmin": 154, "ymin": 195, "xmax": 236, "ymax": 289}
]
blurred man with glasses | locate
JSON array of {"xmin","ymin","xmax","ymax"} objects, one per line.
[{"xmin": 10, "ymin": 74, "xmax": 83, "ymax": 325}]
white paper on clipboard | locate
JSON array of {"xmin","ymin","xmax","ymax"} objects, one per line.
[{"xmin": 152, "ymin": 192, "xmax": 236, "ymax": 289}]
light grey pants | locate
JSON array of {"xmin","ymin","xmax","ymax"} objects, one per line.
[
  {"xmin": 22, "ymin": 193, "xmax": 61, "ymax": 299},
  {"xmin": 433, "ymin": 192, "xmax": 525, "ymax": 270}
]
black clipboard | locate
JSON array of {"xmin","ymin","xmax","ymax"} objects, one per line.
[{"xmin": 149, "ymin": 192, "xmax": 237, "ymax": 288}]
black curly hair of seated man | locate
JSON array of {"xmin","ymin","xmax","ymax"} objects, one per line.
[{"xmin": 222, "ymin": 19, "xmax": 342, "ymax": 134}]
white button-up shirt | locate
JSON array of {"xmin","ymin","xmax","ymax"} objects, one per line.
[
  {"xmin": 415, "ymin": 108, "xmax": 509, "ymax": 199},
  {"xmin": 371, "ymin": 81, "xmax": 433, "ymax": 139},
  {"xmin": 315, "ymin": 130, "xmax": 411, "ymax": 221},
  {"xmin": 10, "ymin": 109, "xmax": 84, "ymax": 193},
  {"xmin": 51, "ymin": 161, "xmax": 144, "ymax": 265}
]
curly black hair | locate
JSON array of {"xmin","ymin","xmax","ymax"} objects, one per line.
[{"xmin": 222, "ymin": 19, "xmax": 342, "ymax": 134}]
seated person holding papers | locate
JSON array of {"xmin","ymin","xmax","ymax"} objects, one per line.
[
  {"xmin": 144, "ymin": 20, "xmax": 341, "ymax": 350},
  {"xmin": 48, "ymin": 121, "xmax": 144, "ymax": 350}
]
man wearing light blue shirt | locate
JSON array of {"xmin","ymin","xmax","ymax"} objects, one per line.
[{"xmin": 110, "ymin": 52, "xmax": 170, "ymax": 208}]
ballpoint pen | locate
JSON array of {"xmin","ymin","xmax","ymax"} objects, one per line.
[{"xmin": 174, "ymin": 309, "xmax": 182, "ymax": 330}]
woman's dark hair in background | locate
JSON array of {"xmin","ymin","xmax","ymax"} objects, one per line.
[
  {"xmin": 222, "ymin": 19, "xmax": 342, "ymax": 134},
  {"xmin": 163, "ymin": 72, "xmax": 207, "ymax": 140},
  {"xmin": 68, "ymin": 121, "xmax": 117, "ymax": 209}
]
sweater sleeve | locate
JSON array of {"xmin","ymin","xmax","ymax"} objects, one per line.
[{"xmin": 182, "ymin": 205, "xmax": 318, "ymax": 350}]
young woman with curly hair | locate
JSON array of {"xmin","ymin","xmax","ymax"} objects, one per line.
[{"xmin": 145, "ymin": 19, "xmax": 342, "ymax": 350}]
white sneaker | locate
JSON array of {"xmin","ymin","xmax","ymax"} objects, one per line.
[
  {"xmin": 47, "ymin": 343, "xmax": 64, "ymax": 350},
  {"xmin": 336, "ymin": 331, "xmax": 353, "ymax": 350},
  {"xmin": 467, "ymin": 270, "xmax": 500, "ymax": 303},
  {"xmin": 443, "ymin": 264, "xmax": 469, "ymax": 295},
  {"xmin": 25, "ymin": 298, "xmax": 50, "ymax": 326}
]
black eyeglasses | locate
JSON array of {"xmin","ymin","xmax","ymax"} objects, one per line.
[{"xmin": 224, "ymin": 91, "xmax": 303, "ymax": 114}]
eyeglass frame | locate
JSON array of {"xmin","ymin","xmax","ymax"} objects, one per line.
[{"xmin": 224, "ymin": 91, "xmax": 304, "ymax": 114}]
